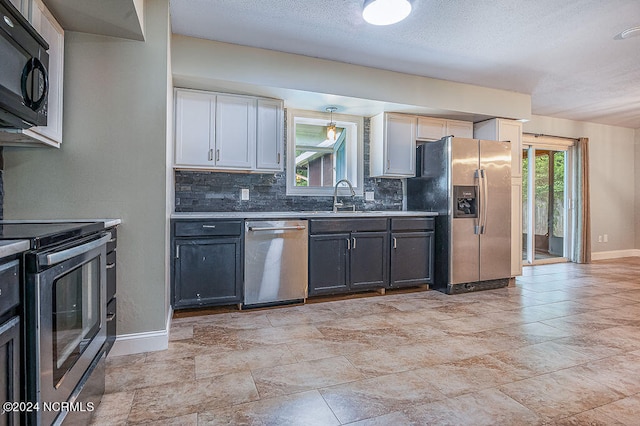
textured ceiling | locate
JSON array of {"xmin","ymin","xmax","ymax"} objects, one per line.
[{"xmin": 170, "ymin": 0, "xmax": 640, "ymax": 129}]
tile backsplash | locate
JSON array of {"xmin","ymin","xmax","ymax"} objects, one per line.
[{"xmin": 175, "ymin": 117, "xmax": 404, "ymax": 212}]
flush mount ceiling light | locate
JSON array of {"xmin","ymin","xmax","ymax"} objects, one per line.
[
  {"xmin": 326, "ymin": 106, "xmax": 338, "ymax": 141},
  {"xmin": 362, "ymin": 0, "xmax": 412, "ymax": 26},
  {"xmin": 615, "ymin": 25, "xmax": 640, "ymax": 40}
]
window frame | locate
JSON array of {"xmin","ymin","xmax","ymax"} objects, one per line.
[{"xmin": 286, "ymin": 109, "xmax": 364, "ymax": 196}]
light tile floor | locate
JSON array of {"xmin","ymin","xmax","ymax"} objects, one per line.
[{"xmin": 91, "ymin": 258, "xmax": 640, "ymax": 425}]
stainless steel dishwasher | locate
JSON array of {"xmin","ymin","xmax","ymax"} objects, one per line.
[{"xmin": 244, "ymin": 220, "xmax": 308, "ymax": 307}]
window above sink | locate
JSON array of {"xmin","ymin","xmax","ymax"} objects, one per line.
[{"xmin": 286, "ymin": 109, "xmax": 363, "ymax": 197}]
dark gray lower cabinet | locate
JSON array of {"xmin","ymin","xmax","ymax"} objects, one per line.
[
  {"xmin": 390, "ymin": 218, "xmax": 434, "ymax": 288},
  {"xmin": 172, "ymin": 220, "xmax": 243, "ymax": 309},
  {"xmin": 308, "ymin": 219, "xmax": 388, "ymax": 296},
  {"xmin": 350, "ymin": 231, "xmax": 389, "ymax": 290},
  {"xmin": 0, "ymin": 316, "xmax": 20, "ymax": 426},
  {"xmin": 390, "ymin": 231, "xmax": 434, "ymax": 287},
  {"xmin": 308, "ymin": 233, "xmax": 350, "ymax": 294}
]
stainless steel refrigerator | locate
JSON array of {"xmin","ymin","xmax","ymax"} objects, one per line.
[{"xmin": 407, "ymin": 136, "xmax": 511, "ymax": 294}]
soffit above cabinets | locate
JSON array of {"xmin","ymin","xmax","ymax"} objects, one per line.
[
  {"xmin": 42, "ymin": 0, "xmax": 144, "ymax": 41},
  {"xmin": 170, "ymin": 0, "xmax": 640, "ymax": 129}
]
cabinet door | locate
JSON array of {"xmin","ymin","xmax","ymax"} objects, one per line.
[
  {"xmin": 385, "ymin": 113, "xmax": 416, "ymax": 177},
  {"xmin": 175, "ymin": 90, "xmax": 214, "ymax": 167},
  {"xmin": 256, "ymin": 99, "xmax": 283, "ymax": 171},
  {"xmin": 390, "ymin": 231, "xmax": 433, "ymax": 287},
  {"xmin": 350, "ymin": 231, "xmax": 389, "ymax": 290},
  {"xmin": 446, "ymin": 120, "xmax": 473, "ymax": 139},
  {"xmin": 215, "ymin": 95, "xmax": 256, "ymax": 169},
  {"xmin": 416, "ymin": 117, "xmax": 446, "ymax": 141},
  {"xmin": 26, "ymin": 0, "xmax": 64, "ymax": 146},
  {"xmin": 308, "ymin": 234, "xmax": 350, "ymax": 295},
  {"xmin": 174, "ymin": 238, "xmax": 242, "ymax": 308},
  {"xmin": 499, "ymin": 120, "xmax": 523, "ymax": 178},
  {"xmin": 0, "ymin": 317, "xmax": 20, "ymax": 426},
  {"xmin": 7, "ymin": 0, "xmax": 27, "ymax": 17}
]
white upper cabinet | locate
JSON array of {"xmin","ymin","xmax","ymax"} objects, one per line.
[
  {"xmin": 370, "ymin": 113, "xmax": 416, "ymax": 178},
  {"xmin": 417, "ymin": 117, "xmax": 473, "ymax": 141},
  {"xmin": 474, "ymin": 118, "xmax": 523, "ymax": 178},
  {"xmin": 416, "ymin": 117, "xmax": 446, "ymax": 141},
  {"xmin": 215, "ymin": 95, "xmax": 256, "ymax": 169},
  {"xmin": 8, "ymin": 0, "xmax": 26, "ymax": 14},
  {"xmin": 28, "ymin": 0, "xmax": 64, "ymax": 146},
  {"xmin": 175, "ymin": 90, "xmax": 213, "ymax": 167},
  {"xmin": 256, "ymin": 99, "xmax": 284, "ymax": 171},
  {"xmin": 445, "ymin": 120, "xmax": 474, "ymax": 139},
  {"xmin": 174, "ymin": 89, "xmax": 283, "ymax": 172},
  {"xmin": 0, "ymin": 0, "xmax": 64, "ymax": 147}
]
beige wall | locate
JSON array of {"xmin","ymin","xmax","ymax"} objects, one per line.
[
  {"xmin": 3, "ymin": 0, "xmax": 171, "ymax": 336},
  {"xmin": 524, "ymin": 115, "xmax": 637, "ymax": 254}
]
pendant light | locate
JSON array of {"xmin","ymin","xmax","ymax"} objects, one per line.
[
  {"xmin": 326, "ymin": 107, "xmax": 337, "ymax": 141},
  {"xmin": 362, "ymin": 0, "xmax": 412, "ymax": 26}
]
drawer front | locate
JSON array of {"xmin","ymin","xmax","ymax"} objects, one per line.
[
  {"xmin": 391, "ymin": 217, "xmax": 435, "ymax": 231},
  {"xmin": 174, "ymin": 220, "xmax": 242, "ymax": 237},
  {"xmin": 310, "ymin": 218, "xmax": 388, "ymax": 234},
  {"xmin": 0, "ymin": 260, "xmax": 20, "ymax": 315},
  {"xmin": 107, "ymin": 227, "xmax": 117, "ymax": 252},
  {"xmin": 107, "ymin": 253, "xmax": 117, "ymax": 301},
  {"xmin": 105, "ymin": 297, "xmax": 116, "ymax": 354}
]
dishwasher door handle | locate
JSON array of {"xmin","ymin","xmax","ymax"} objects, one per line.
[{"xmin": 248, "ymin": 225, "xmax": 307, "ymax": 232}]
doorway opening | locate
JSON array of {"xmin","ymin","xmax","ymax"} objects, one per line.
[{"xmin": 522, "ymin": 135, "xmax": 575, "ymax": 265}]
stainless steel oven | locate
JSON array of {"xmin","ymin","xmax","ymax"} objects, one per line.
[
  {"xmin": 25, "ymin": 232, "xmax": 109, "ymax": 425},
  {"xmin": 0, "ymin": 221, "xmax": 109, "ymax": 425}
]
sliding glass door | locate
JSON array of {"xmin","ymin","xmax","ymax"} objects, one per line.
[{"xmin": 522, "ymin": 138, "xmax": 574, "ymax": 265}]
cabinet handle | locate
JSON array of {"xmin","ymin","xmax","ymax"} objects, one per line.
[
  {"xmin": 387, "ymin": 159, "xmax": 390, "ymax": 170},
  {"xmin": 106, "ymin": 313, "xmax": 116, "ymax": 322},
  {"xmin": 202, "ymin": 225, "xmax": 216, "ymax": 229},
  {"xmin": 347, "ymin": 238, "xmax": 351, "ymax": 250},
  {"xmin": 216, "ymin": 149, "xmax": 220, "ymax": 161},
  {"xmin": 393, "ymin": 237, "xmax": 397, "ymax": 249},
  {"xmin": 106, "ymin": 263, "xmax": 116, "ymax": 269},
  {"xmin": 277, "ymin": 153, "xmax": 281, "ymax": 164},
  {"xmin": 208, "ymin": 149, "xmax": 213, "ymax": 161},
  {"xmin": 176, "ymin": 246, "xmax": 180, "ymax": 259},
  {"xmin": 352, "ymin": 237, "xmax": 357, "ymax": 249}
]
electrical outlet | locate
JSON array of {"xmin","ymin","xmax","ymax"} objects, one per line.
[
  {"xmin": 365, "ymin": 191, "xmax": 375, "ymax": 201},
  {"xmin": 598, "ymin": 235, "xmax": 603, "ymax": 242},
  {"xmin": 241, "ymin": 188, "xmax": 249, "ymax": 200},
  {"xmin": 603, "ymin": 234, "xmax": 608, "ymax": 243}
]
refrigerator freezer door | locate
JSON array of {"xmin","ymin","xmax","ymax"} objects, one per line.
[
  {"xmin": 479, "ymin": 139, "xmax": 512, "ymax": 281},
  {"xmin": 450, "ymin": 138, "xmax": 480, "ymax": 285}
]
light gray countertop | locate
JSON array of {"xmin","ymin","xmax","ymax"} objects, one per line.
[
  {"xmin": 171, "ymin": 211, "xmax": 438, "ymax": 219},
  {"xmin": 0, "ymin": 240, "xmax": 31, "ymax": 258},
  {"xmin": 0, "ymin": 219, "xmax": 122, "ymax": 228}
]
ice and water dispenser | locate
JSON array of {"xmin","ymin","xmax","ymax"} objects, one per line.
[{"xmin": 453, "ymin": 186, "xmax": 477, "ymax": 218}]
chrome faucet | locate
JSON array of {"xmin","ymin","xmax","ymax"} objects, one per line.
[{"xmin": 333, "ymin": 178, "xmax": 356, "ymax": 212}]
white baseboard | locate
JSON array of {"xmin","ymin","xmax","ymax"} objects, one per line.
[
  {"xmin": 591, "ymin": 249, "xmax": 640, "ymax": 261},
  {"xmin": 108, "ymin": 306, "xmax": 173, "ymax": 357}
]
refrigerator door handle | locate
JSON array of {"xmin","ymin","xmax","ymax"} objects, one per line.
[
  {"xmin": 481, "ymin": 169, "xmax": 489, "ymax": 234},
  {"xmin": 474, "ymin": 169, "xmax": 482, "ymax": 235}
]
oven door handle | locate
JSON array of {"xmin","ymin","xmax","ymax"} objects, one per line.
[{"xmin": 39, "ymin": 232, "xmax": 111, "ymax": 266}]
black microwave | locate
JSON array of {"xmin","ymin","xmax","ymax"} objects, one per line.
[{"xmin": 0, "ymin": 0, "xmax": 49, "ymax": 129}]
